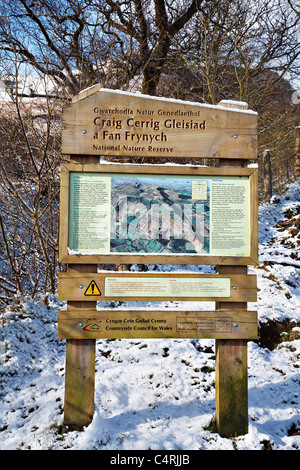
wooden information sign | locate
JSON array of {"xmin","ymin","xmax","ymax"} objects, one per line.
[
  {"xmin": 58, "ymin": 87, "xmax": 259, "ymax": 437},
  {"xmin": 62, "ymin": 86, "xmax": 257, "ymax": 160}
]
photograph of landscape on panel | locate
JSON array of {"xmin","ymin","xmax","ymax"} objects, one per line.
[
  {"xmin": 110, "ymin": 175, "xmax": 210, "ymax": 254},
  {"xmin": 68, "ymin": 171, "xmax": 250, "ymax": 258}
]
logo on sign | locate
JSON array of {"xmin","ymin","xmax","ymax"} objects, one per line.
[{"xmin": 83, "ymin": 321, "xmax": 102, "ymax": 332}]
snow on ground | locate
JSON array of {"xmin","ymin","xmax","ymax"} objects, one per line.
[{"xmin": 0, "ymin": 181, "xmax": 300, "ymax": 451}]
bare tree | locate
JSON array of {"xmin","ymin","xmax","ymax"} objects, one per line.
[
  {"xmin": 99, "ymin": 0, "xmax": 211, "ymax": 94},
  {"xmin": 166, "ymin": 0, "xmax": 300, "ymax": 103},
  {"xmin": 1, "ymin": 1, "xmax": 298, "ymax": 98},
  {"xmin": 0, "ymin": 66, "xmax": 63, "ymax": 305},
  {"xmin": 158, "ymin": 0, "xmax": 299, "ymax": 193},
  {"xmin": 0, "ymin": 0, "xmax": 214, "ymax": 95},
  {"xmin": 0, "ymin": 0, "xmax": 299, "ymax": 304}
]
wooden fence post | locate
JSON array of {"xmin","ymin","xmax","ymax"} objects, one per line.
[
  {"xmin": 263, "ymin": 149, "xmax": 272, "ymax": 202},
  {"xmin": 295, "ymin": 127, "xmax": 300, "ymax": 180}
]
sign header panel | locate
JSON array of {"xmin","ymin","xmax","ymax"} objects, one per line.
[{"xmin": 62, "ymin": 87, "xmax": 257, "ymax": 159}]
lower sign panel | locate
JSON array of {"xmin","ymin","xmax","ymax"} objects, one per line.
[{"xmin": 57, "ymin": 310, "xmax": 257, "ymax": 340}]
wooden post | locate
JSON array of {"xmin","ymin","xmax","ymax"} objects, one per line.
[
  {"xmin": 63, "ymin": 264, "xmax": 97, "ymax": 430},
  {"xmin": 64, "ymin": 338, "xmax": 96, "ymax": 430},
  {"xmin": 215, "ymin": 100, "xmax": 251, "ymax": 437},
  {"xmin": 63, "ymin": 154, "xmax": 98, "ymax": 431},
  {"xmin": 263, "ymin": 149, "xmax": 272, "ymax": 202},
  {"xmin": 215, "ymin": 265, "xmax": 248, "ymax": 437},
  {"xmin": 295, "ymin": 127, "xmax": 300, "ymax": 180}
]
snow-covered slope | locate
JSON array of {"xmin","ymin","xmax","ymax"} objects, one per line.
[{"xmin": 0, "ymin": 181, "xmax": 299, "ymax": 451}]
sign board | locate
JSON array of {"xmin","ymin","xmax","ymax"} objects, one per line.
[
  {"xmin": 62, "ymin": 86, "xmax": 257, "ymax": 160},
  {"xmin": 57, "ymin": 309, "xmax": 258, "ymax": 340},
  {"xmin": 59, "ymin": 163, "xmax": 258, "ymax": 266},
  {"xmin": 59, "ymin": 87, "xmax": 259, "ymax": 436},
  {"xmin": 58, "ymin": 272, "xmax": 257, "ymax": 303}
]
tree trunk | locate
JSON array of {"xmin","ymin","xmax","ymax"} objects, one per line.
[
  {"xmin": 263, "ymin": 149, "xmax": 272, "ymax": 202},
  {"xmin": 295, "ymin": 127, "xmax": 300, "ymax": 179}
]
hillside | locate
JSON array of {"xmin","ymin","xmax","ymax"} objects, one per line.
[{"xmin": 0, "ymin": 179, "xmax": 299, "ymax": 451}]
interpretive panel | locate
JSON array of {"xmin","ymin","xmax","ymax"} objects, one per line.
[
  {"xmin": 68, "ymin": 172, "xmax": 112, "ymax": 254},
  {"xmin": 59, "ymin": 164, "xmax": 258, "ymax": 265},
  {"xmin": 104, "ymin": 276, "xmax": 230, "ymax": 298}
]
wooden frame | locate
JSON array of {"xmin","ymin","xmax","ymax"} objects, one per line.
[{"xmin": 59, "ymin": 163, "xmax": 258, "ymax": 266}]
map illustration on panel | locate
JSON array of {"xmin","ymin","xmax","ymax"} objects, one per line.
[{"xmin": 110, "ymin": 176, "xmax": 210, "ymax": 254}]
